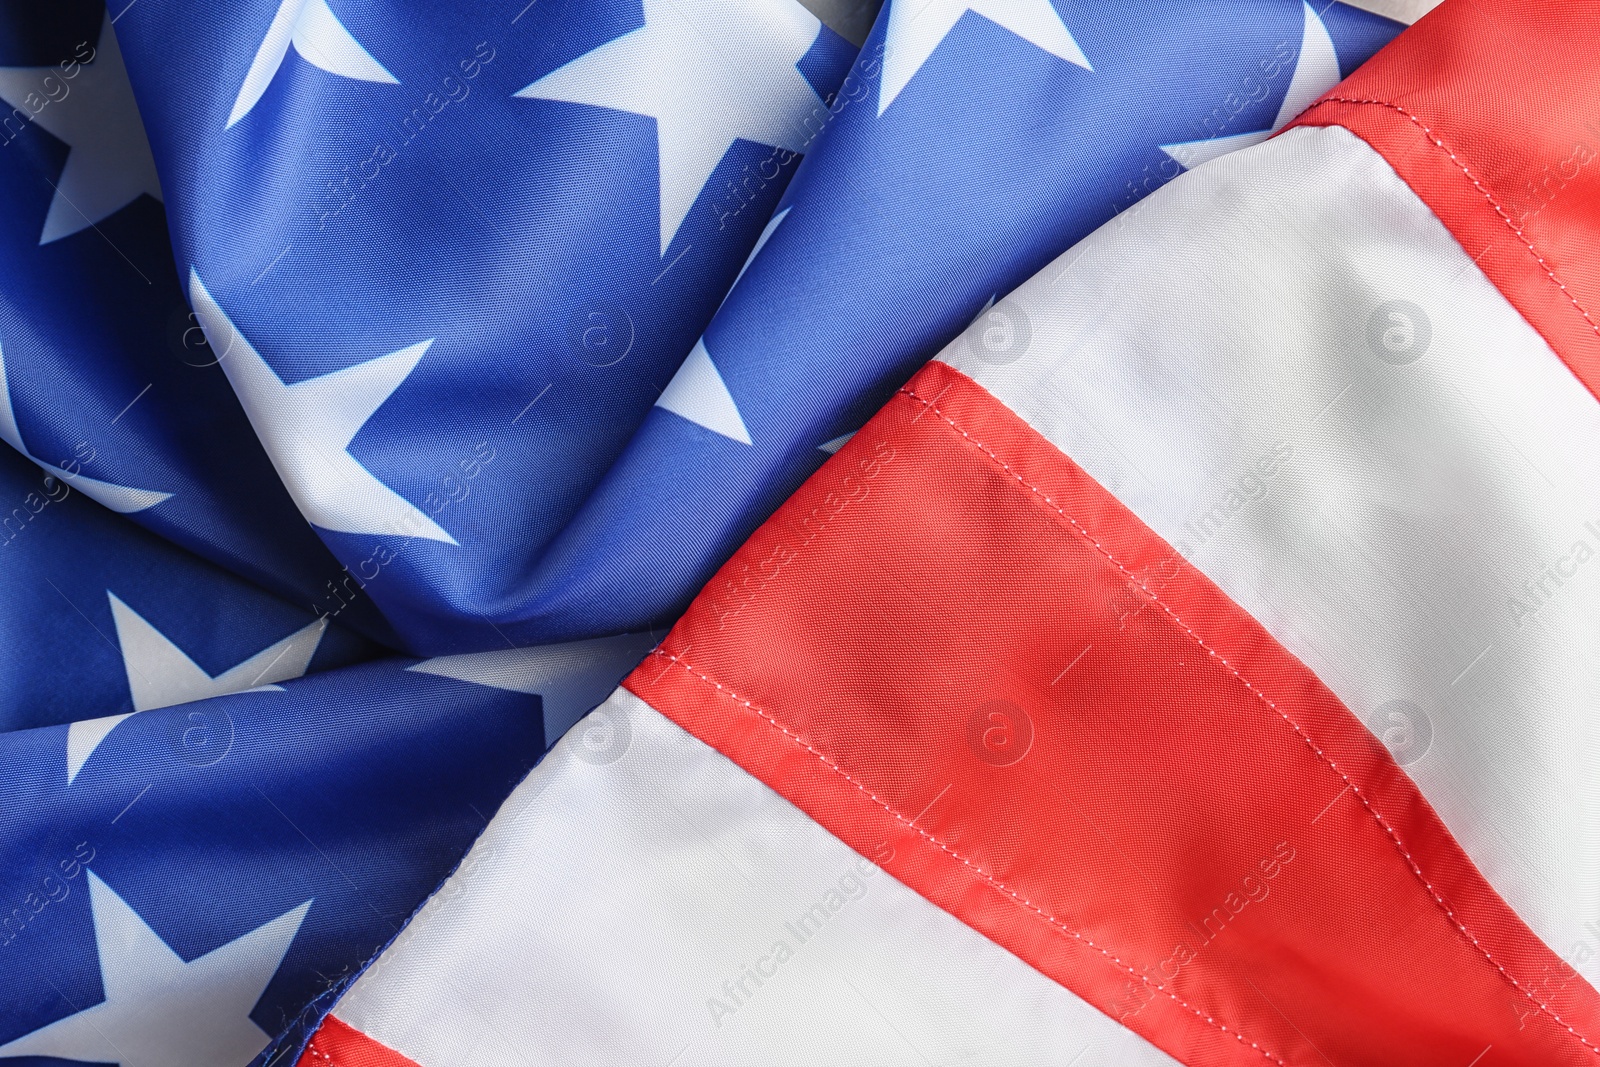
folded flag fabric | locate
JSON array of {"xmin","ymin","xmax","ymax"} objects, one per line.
[
  {"xmin": 550, "ymin": 0, "xmax": 1406, "ymax": 639},
  {"xmin": 1, "ymin": 0, "xmax": 841, "ymax": 1060},
  {"xmin": 107, "ymin": 0, "xmax": 856, "ymax": 653},
  {"xmin": 0, "ymin": 636, "xmax": 652, "ymax": 1067},
  {"xmin": 101, "ymin": 0, "xmax": 1398, "ymax": 654},
  {"xmin": 296, "ymin": 2, "xmax": 1600, "ymax": 1066},
  {"xmin": 0, "ymin": 3, "xmax": 392, "ymax": 640},
  {"xmin": 0, "ymin": 443, "xmax": 379, "ymax": 735}
]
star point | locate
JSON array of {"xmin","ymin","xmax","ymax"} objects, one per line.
[
  {"xmin": 409, "ymin": 631, "xmax": 659, "ymax": 743},
  {"xmin": 0, "ymin": 341, "xmax": 171, "ymax": 514},
  {"xmin": 229, "ymin": 0, "xmax": 398, "ymax": 128},
  {"xmin": 725, "ymin": 205, "xmax": 790, "ymax": 299},
  {"xmin": 818, "ymin": 431, "xmax": 855, "ymax": 454},
  {"xmin": 516, "ymin": 0, "xmax": 825, "ymax": 255},
  {"xmin": 65, "ymin": 590, "xmax": 326, "ymax": 783},
  {"xmin": 0, "ymin": 872, "xmax": 309, "ymax": 1067},
  {"xmin": 188, "ymin": 270, "xmax": 456, "ymax": 547},
  {"xmin": 108, "ymin": 591, "xmax": 326, "ymax": 713},
  {"xmin": 1160, "ymin": 2, "xmax": 1339, "ymax": 170},
  {"xmin": 879, "ymin": 0, "xmax": 1091, "ymax": 116},
  {"xmin": 655, "ymin": 338, "xmax": 752, "ymax": 444},
  {"xmin": 0, "ymin": 12, "xmax": 164, "ymax": 244}
]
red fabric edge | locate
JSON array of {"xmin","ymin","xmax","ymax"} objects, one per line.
[
  {"xmin": 296, "ymin": 1014, "xmax": 422, "ymax": 1067},
  {"xmin": 1285, "ymin": 0, "xmax": 1600, "ymax": 406}
]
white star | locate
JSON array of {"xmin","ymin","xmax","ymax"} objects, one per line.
[
  {"xmin": 188, "ymin": 270, "xmax": 455, "ymax": 546},
  {"xmin": 108, "ymin": 591, "xmax": 325, "ymax": 712},
  {"xmin": 818, "ymin": 430, "xmax": 855, "ymax": 454},
  {"xmin": 516, "ymin": 0, "xmax": 826, "ymax": 255},
  {"xmin": 655, "ymin": 338, "xmax": 752, "ymax": 444},
  {"xmin": 1161, "ymin": 3, "xmax": 1338, "ymax": 170},
  {"xmin": 878, "ymin": 0, "xmax": 1091, "ymax": 116},
  {"xmin": 0, "ymin": 342, "xmax": 171, "ymax": 514},
  {"xmin": 66, "ymin": 591, "xmax": 326, "ymax": 783},
  {"xmin": 0, "ymin": 872, "xmax": 309, "ymax": 1067},
  {"xmin": 229, "ymin": 0, "xmax": 398, "ymax": 128},
  {"xmin": 650, "ymin": 205, "xmax": 791, "ymax": 442},
  {"xmin": 408, "ymin": 631, "xmax": 659, "ymax": 743},
  {"xmin": 0, "ymin": 13, "xmax": 163, "ymax": 244}
]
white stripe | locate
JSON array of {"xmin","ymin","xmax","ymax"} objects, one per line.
[
  {"xmin": 1339, "ymin": 0, "xmax": 1442, "ymax": 24},
  {"xmin": 333, "ymin": 690, "xmax": 1177, "ymax": 1067},
  {"xmin": 950, "ymin": 125, "xmax": 1600, "ymax": 985}
]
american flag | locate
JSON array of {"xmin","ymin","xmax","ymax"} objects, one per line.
[{"xmin": 15, "ymin": 0, "xmax": 1600, "ymax": 1065}]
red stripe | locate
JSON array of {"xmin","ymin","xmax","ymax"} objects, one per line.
[
  {"xmin": 296, "ymin": 1015, "xmax": 421, "ymax": 1067},
  {"xmin": 1287, "ymin": 0, "xmax": 1600, "ymax": 406},
  {"xmin": 627, "ymin": 360, "xmax": 1600, "ymax": 1067}
]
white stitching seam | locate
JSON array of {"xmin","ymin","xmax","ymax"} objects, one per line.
[
  {"xmin": 648, "ymin": 644, "xmax": 1287, "ymax": 1067},
  {"xmin": 649, "ymin": 378, "xmax": 1600, "ymax": 1064},
  {"xmin": 892, "ymin": 382, "xmax": 1600, "ymax": 1057},
  {"xmin": 1308, "ymin": 96, "xmax": 1600, "ymax": 349}
]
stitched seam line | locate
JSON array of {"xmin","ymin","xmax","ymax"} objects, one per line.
[
  {"xmin": 1304, "ymin": 95, "xmax": 1600, "ymax": 348},
  {"xmin": 647, "ymin": 650, "xmax": 1285, "ymax": 1066},
  {"xmin": 893, "ymin": 383, "xmax": 1599, "ymax": 1056}
]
